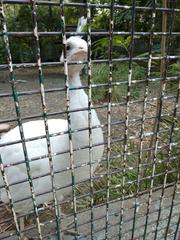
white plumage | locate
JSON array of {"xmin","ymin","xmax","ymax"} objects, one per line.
[{"xmin": 0, "ymin": 37, "xmax": 104, "ymax": 214}]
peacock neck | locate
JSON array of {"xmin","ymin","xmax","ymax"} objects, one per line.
[
  {"xmin": 68, "ymin": 72, "xmax": 100, "ymax": 130},
  {"xmin": 69, "ymin": 72, "xmax": 87, "ymax": 111},
  {"xmin": 69, "ymin": 72, "xmax": 82, "ymax": 87}
]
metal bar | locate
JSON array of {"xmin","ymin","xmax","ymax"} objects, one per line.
[
  {"xmin": 86, "ymin": 1, "xmax": 95, "ymax": 239},
  {"xmin": 1, "ymin": 210, "xmax": 178, "ymax": 240},
  {"xmin": 154, "ymin": 5, "xmax": 179, "ymax": 239},
  {"xmin": 59, "ymin": 210, "xmax": 180, "ymax": 240},
  {"xmin": 164, "ymin": 91, "xmax": 180, "ymax": 240},
  {"xmin": 173, "ymin": 213, "xmax": 180, "ymax": 240},
  {"xmin": 0, "ymin": 1, "xmax": 42, "ymax": 238},
  {"xmin": 108, "ymin": 216, "xmax": 180, "ymax": 240},
  {"xmin": 0, "ymin": 155, "xmax": 21, "ymax": 239},
  {"xmin": 147, "ymin": 0, "xmax": 169, "ymax": 169},
  {"xmin": 1, "ymin": 31, "xmax": 180, "ymax": 37},
  {"xmin": 1, "ymin": 184, "xmax": 179, "ymax": 240},
  {"xmin": 119, "ymin": 0, "xmax": 136, "ymax": 238},
  {"xmin": 0, "ymin": 75, "xmax": 179, "ymax": 99},
  {"xmin": 0, "ymin": 1, "xmax": 179, "ymax": 239},
  {"xmin": 164, "ymin": 183, "xmax": 180, "ymax": 240},
  {"xmin": 2, "ymin": 0, "xmax": 180, "ymax": 12},
  {"xmin": 0, "ymin": 97, "xmax": 179, "ymax": 126},
  {"xmin": 105, "ymin": 1, "xmax": 114, "ymax": 239},
  {"xmin": 66, "ymin": 205, "xmax": 180, "ymax": 238},
  {"xmin": 142, "ymin": 1, "xmax": 177, "ymax": 239},
  {"xmin": 0, "ymin": 121, "xmax": 179, "ymax": 161},
  {"xmin": 1, "ymin": 191, "xmax": 179, "ymax": 232},
  {"xmin": 59, "ymin": 1, "xmax": 78, "ymax": 237},
  {"xmin": 1, "ymin": 120, "xmax": 179, "ymax": 169},
  {"xmin": 30, "ymin": 0, "xmax": 62, "ymax": 238},
  {"xmin": 1, "ymin": 145, "xmax": 179, "ymax": 195},
  {"xmin": 131, "ymin": 1, "xmax": 156, "ymax": 238},
  {"xmin": 1, "ymin": 55, "xmax": 180, "ymax": 70},
  {"xmin": 1, "ymin": 150, "xmax": 179, "ymax": 192},
  {"xmin": 1, "ymin": 172, "xmax": 179, "ymax": 228}
]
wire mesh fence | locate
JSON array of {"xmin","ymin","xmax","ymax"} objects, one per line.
[{"xmin": 0, "ymin": 0, "xmax": 179, "ymax": 240}]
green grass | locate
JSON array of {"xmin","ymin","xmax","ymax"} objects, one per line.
[
  {"xmin": 85, "ymin": 60, "xmax": 180, "ymax": 104},
  {"xmin": 75, "ymin": 102, "xmax": 179, "ymax": 210},
  {"xmin": 76, "ymin": 61, "xmax": 180, "ymax": 209},
  {"xmin": 83, "ymin": 62, "xmax": 146, "ymax": 103}
]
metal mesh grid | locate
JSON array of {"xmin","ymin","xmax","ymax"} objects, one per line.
[{"xmin": 0, "ymin": 0, "xmax": 179, "ymax": 240}]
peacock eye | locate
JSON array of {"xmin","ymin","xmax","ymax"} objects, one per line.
[{"xmin": 66, "ymin": 45, "xmax": 70, "ymax": 51}]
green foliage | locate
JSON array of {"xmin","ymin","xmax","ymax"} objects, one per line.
[
  {"xmin": 76, "ymin": 113, "xmax": 179, "ymax": 207},
  {"xmin": 1, "ymin": 1, "xmax": 179, "ymax": 64},
  {"xmin": 169, "ymin": 61, "xmax": 180, "ymax": 76},
  {"xmin": 92, "ymin": 36, "xmax": 131, "ymax": 59},
  {"xmin": 1, "ymin": 5, "xmax": 62, "ymax": 63},
  {"xmin": 90, "ymin": 62, "xmax": 146, "ymax": 103},
  {"xmin": 0, "ymin": 39, "xmax": 6, "ymax": 63},
  {"xmin": 91, "ymin": 8, "xmax": 110, "ymax": 30},
  {"xmin": 9, "ymin": 4, "xmax": 62, "ymax": 32},
  {"xmin": 14, "ymin": 5, "xmax": 32, "ymax": 31}
]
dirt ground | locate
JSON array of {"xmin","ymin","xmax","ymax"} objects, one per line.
[
  {"xmin": 0, "ymin": 186, "xmax": 180, "ymax": 240},
  {"xmin": 1, "ymin": 67, "xmax": 178, "ymax": 142},
  {"xmin": 0, "ymin": 67, "xmax": 179, "ymax": 239}
]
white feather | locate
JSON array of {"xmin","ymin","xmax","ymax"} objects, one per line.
[
  {"xmin": 0, "ymin": 37, "xmax": 104, "ymax": 214},
  {"xmin": 76, "ymin": 16, "xmax": 87, "ymax": 36}
]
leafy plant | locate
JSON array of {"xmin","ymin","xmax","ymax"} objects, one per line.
[
  {"xmin": 89, "ymin": 62, "xmax": 146, "ymax": 103},
  {"xmin": 169, "ymin": 61, "xmax": 180, "ymax": 76},
  {"xmin": 92, "ymin": 36, "xmax": 131, "ymax": 59}
]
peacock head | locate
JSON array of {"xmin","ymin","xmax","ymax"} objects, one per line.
[{"xmin": 60, "ymin": 36, "xmax": 88, "ymax": 75}]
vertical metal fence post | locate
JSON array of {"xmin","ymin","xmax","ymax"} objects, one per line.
[
  {"xmin": 0, "ymin": 2, "xmax": 42, "ymax": 239},
  {"xmin": 164, "ymin": 80, "xmax": 180, "ymax": 240},
  {"xmin": 0, "ymin": 1, "xmax": 179, "ymax": 240},
  {"xmin": 86, "ymin": 1, "xmax": 95, "ymax": 239},
  {"xmin": 153, "ymin": 3, "xmax": 178, "ymax": 236},
  {"xmin": 147, "ymin": 0, "xmax": 168, "ymax": 163},
  {"xmin": 118, "ymin": 1, "xmax": 136, "ymax": 239},
  {"xmin": 105, "ymin": 0, "xmax": 114, "ymax": 239},
  {"xmin": 163, "ymin": 78, "xmax": 180, "ymax": 240},
  {"xmin": 0, "ymin": 156, "xmax": 21, "ymax": 239},
  {"xmin": 173, "ymin": 213, "xmax": 180, "ymax": 240},
  {"xmin": 131, "ymin": 0, "xmax": 156, "ymax": 238},
  {"xmin": 143, "ymin": 1, "xmax": 177, "ymax": 239},
  {"xmin": 30, "ymin": 0, "xmax": 62, "ymax": 238},
  {"xmin": 59, "ymin": 0, "xmax": 78, "ymax": 237}
]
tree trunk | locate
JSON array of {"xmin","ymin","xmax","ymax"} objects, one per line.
[{"xmin": 147, "ymin": 0, "xmax": 167, "ymax": 162}]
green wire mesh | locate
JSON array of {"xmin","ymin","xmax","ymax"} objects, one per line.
[{"xmin": 0, "ymin": 1, "xmax": 179, "ymax": 240}]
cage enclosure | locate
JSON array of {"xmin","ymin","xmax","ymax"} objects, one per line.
[{"xmin": 0, "ymin": 0, "xmax": 180, "ymax": 240}]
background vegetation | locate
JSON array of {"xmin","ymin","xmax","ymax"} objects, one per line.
[
  {"xmin": 1, "ymin": 0, "xmax": 179, "ymax": 101},
  {"xmin": 0, "ymin": 0, "xmax": 179, "ymax": 206},
  {"xmin": 0, "ymin": 0, "xmax": 180, "ymax": 62}
]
